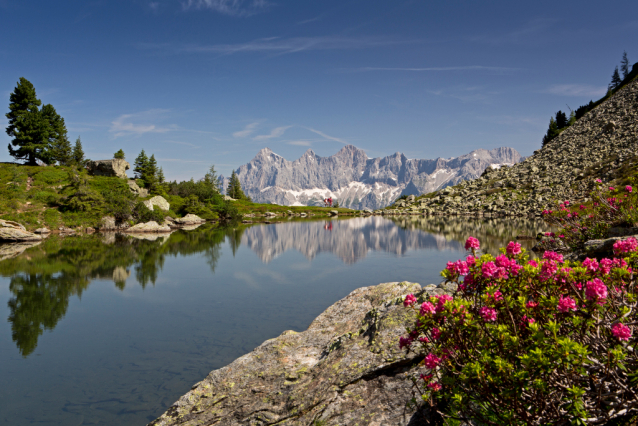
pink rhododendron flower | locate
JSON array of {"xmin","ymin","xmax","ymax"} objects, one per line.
[
  {"xmin": 579, "ymin": 205, "xmax": 585, "ymax": 210},
  {"xmin": 420, "ymin": 302, "xmax": 436, "ymax": 316},
  {"xmin": 455, "ymin": 260, "xmax": 469, "ymax": 276},
  {"xmin": 420, "ymin": 373, "xmax": 432, "ymax": 382},
  {"xmin": 585, "ymin": 278, "xmax": 608, "ymax": 304},
  {"xmin": 465, "ymin": 236, "xmax": 480, "ymax": 251},
  {"xmin": 613, "ymin": 237, "xmax": 638, "ymax": 255},
  {"xmin": 599, "ymin": 258, "xmax": 613, "ymax": 275},
  {"xmin": 521, "ymin": 315, "xmax": 535, "ymax": 327},
  {"xmin": 506, "ymin": 241, "xmax": 522, "ymax": 255},
  {"xmin": 419, "ymin": 337, "xmax": 429, "ymax": 343},
  {"xmin": 526, "ymin": 301, "xmax": 538, "ymax": 309},
  {"xmin": 431, "ymin": 327, "xmax": 441, "ymax": 340},
  {"xmin": 595, "ymin": 178, "xmax": 602, "ymax": 183},
  {"xmin": 495, "ymin": 254, "xmax": 511, "ymax": 268},
  {"xmin": 609, "ymin": 187, "xmax": 615, "ymax": 191},
  {"xmin": 404, "ymin": 294, "xmax": 417, "ymax": 307},
  {"xmin": 481, "ymin": 261, "xmax": 498, "ymax": 278},
  {"xmin": 466, "ymin": 255, "xmax": 476, "ymax": 267},
  {"xmin": 428, "ymin": 382, "xmax": 442, "ymax": 391},
  {"xmin": 627, "ymin": 185, "xmax": 633, "ymax": 193},
  {"xmin": 540, "ymin": 260, "xmax": 558, "ymax": 281},
  {"xmin": 494, "ymin": 267, "xmax": 509, "ymax": 280},
  {"xmin": 611, "ymin": 323, "xmax": 632, "ymax": 341},
  {"xmin": 480, "ymin": 306, "xmax": 497, "ymax": 321},
  {"xmin": 528, "ymin": 260, "xmax": 539, "ymax": 267},
  {"xmin": 424, "ymin": 353, "xmax": 441, "ymax": 369},
  {"xmin": 399, "ymin": 336, "xmax": 412, "ymax": 349},
  {"xmin": 543, "ymin": 251, "xmax": 564, "ymax": 263},
  {"xmin": 557, "ymin": 295, "xmax": 577, "ymax": 313},
  {"xmin": 583, "ymin": 258, "xmax": 599, "ymax": 272},
  {"xmin": 434, "ymin": 295, "xmax": 453, "ymax": 312},
  {"xmin": 491, "ymin": 290, "xmax": 503, "ymax": 302}
]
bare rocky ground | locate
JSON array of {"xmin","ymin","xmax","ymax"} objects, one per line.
[
  {"xmin": 148, "ymin": 281, "xmax": 455, "ymax": 426},
  {"xmin": 381, "ymin": 77, "xmax": 638, "ymax": 218}
]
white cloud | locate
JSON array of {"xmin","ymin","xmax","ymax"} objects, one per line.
[
  {"xmin": 546, "ymin": 84, "xmax": 607, "ymax": 98},
  {"xmin": 138, "ymin": 36, "xmax": 411, "ymax": 56},
  {"xmin": 253, "ymin": 125, "xmax": 292, "ymax": 141},
  {"xmin": 287, "ymin": 140, "xmax": 312, "ymax": 146},
  {"xmin": 109, "ymin": 109, "xmax": 176, "ymax": 137},
  {"xmin": 181, "ymin": 0, "xmax": 270, "ymax": 17},
  {"xmin": 233, "ymin": 121, "xmax": 260, "ymax": 138},
  {"xmin": 303, "ymin": 127, "xmax": 347, "ymax": 144}
]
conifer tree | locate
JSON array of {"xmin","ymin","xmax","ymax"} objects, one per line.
[
  {"xmin": 5, "ymin": 77, "xmax": 51, "ymax": 165},
  {"xmin": 72, "ymin": 136, "xmax": 85, "ymax": 166},
  {"xmin": 620, "ymin": 51, "xmax": 630, "ymax": 79},
  {"xmin": 157, "ymin": 167, "xmax": 165, "ymax": 184},
  {"xmin": 113, "ymin": 149, "xmax": 125, "ymax": 159},
  {"xmin": 42, "ymin": 104, "xmax": 71, "ymax": 165},
  {"xmin": 146, "ymin": 154, "xmax": 158, "ymax": 187},
  {"xmin": 555, "ymin": 110, "xmax": 568, "ymax": 129},
  {"xmin": 609, "ymin": 66, "xmax": 622, "ymax": 90},
  {"xmin": 542, "ymin": 117, "xmax": 559, "ymax": 147},
  {"xmin": 204, "ymin": 165, "xmax": 221, "ymax": 193},
  {"xmin": 133, "ymin": 150, "xmax": 149, "ymax": 180},
  {"xmin": 226, "ymin": 170, "xmax": 248, "ymax": 200}
]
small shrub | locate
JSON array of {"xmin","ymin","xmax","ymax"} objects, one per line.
[
  {"xmin": 400, "ymin": 237, "xmax": 637, "ymax": 425},
  {"xmin": 133, "ymin": 201, "xmax": 165, "ymax": 223}
]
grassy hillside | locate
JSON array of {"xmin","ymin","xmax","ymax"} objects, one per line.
[{"xmin": 0, "ymin": 163, "xmax": 357, "ymax": 231}]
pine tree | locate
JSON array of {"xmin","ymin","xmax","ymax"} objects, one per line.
[
  {"xmin": 157, "ymin": 167, "xmax": 165, "ymax": 184},
  {"xmin": 146, "ymin": 154, "xmax": 158, "ymax": 187},
  {"xmin": 609, "ymin": 66, "xmax": 622, "ymax": 90},
  {"xmin": 5, "ymin": 77, "xmax": 51, "ymax": 165},
  {"xmin": 226, "ymin": 170, "xmax": 244, "ymax": 199},
  {"xmin": 620, "ymin": 51, "xmax": 630, "ymax": 79},
  {"xmin": 542, "ymin": 117, "xmax": 559, "ymax": 147},
  {"xmin": 42, "ymin": 104, "xmax": 71, "ymax": 165},
  {"xmin": 133, "ymin": 150, "xmax": 149, "ymax": 180},
  {"xmin": 72, "ymin": 136, "xmax": 85, "ymax": 166},
  {"xmin": 568, "ymin": 110, "xmax": 576, "ymax": 126},
  {"xmin": 204, "ymin": 165, "xmax": 221, "ymax": 193},
  {"xmin": 113, "ymin": 149, "xmax": 125, "ymax": 159},
  {"xmin": 555, "ymin": 110, "xmax": 568, "ymax": 129}
]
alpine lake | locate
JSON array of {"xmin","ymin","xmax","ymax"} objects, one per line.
[{"xmin": 0, "ymin": 216, "xmax": 547, "ymax": 425}]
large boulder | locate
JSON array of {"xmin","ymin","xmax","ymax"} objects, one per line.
[
  {"xmin": 126, "ymin": 221, "xmax": 171, "ymax": 233},
  {"xmin": 86, "ymin": 159, "xmax": 130, "ymax": 179},
  {"xmin": 148, "ymin": 281, "xmax": 454, "ymax": 426},
  {"xmin": 127, "ymin": 180, "xmax": 149, "ymax": 198},
  {"xmin": 172, "ymin": 214, "xmax": 206, "ymax": 225},
  {"xmin": 0, "ymin": 241, "xmax": 41, "ymax": 261},
  {"xmin": 99, "ymin": 216, "xmax": 130, "ymax": 231},
  {"xmin": 0, "ymin": 219, "xmax": 41, "ymax": 242},
  {"xmin": 143, "ymin": 196, "xmax": 170, "ymax": 211}
]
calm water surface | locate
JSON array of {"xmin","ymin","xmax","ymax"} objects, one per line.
[{"xmin": 0, "ymin": 216, "xmax": 546, "ymax": 425}]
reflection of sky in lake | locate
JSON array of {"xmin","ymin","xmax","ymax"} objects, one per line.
[{"xmin": 0, "ymin": 217, "xmax": 547, "ymax": 425}]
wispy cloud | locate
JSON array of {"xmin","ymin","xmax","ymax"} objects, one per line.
[
  {"xmin": 253, "ymin": 125, "xmax": 292, "ymax": 140},
  {"xmin": 233, "ymin": 121, "xmax": 260, "ymax": 138},
  {"xmin": 157, "ymin": 158, "xmax": 209, "ymax": 163},
  {"xmin": 166, "ymin": 140, "xmax": 201, "ymax": 148},
  {"xmin": 138, "ymin": 36, "xmax": 413, "ymax": 56},
  {"xmin": 109, "ymin": 109, "xmax": 176, "ymax": 137},
  {"xmin": 545, "ymin": 84, "xmax": 607, "ymax": 98},
  {"xmin": 181, "ymin": 0, "xmax": 270, "ymax": 17},
  {"xmin": 148, "ymin": 2, "xmax": 160, "ymax": 12},
  {"xmin": 471, "ymin": 18, "xmax": 557, "ymax": 45},
  {"xmin": 287, "ymin": 140, "xmax": 312, "ymax": 146},
  {"xmin": 303, "ymin": 127, "xmax": 347, "ymax": 144},
  {"xmin": 352, "ymin": 65, "xmax": 519, "ymax": 74},
  {"xmin": 296, "ymin": 14, "xmax": 324, "ymax": 25}
]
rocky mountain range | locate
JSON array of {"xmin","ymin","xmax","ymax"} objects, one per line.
[{"xmin": 223, "ymin": 145, "xmax": 521, "ymax": 210}]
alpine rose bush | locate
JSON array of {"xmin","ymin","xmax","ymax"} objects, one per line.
[{"xmin": 399, "ymin": 237, "xmax": 637, "ymax": 425}]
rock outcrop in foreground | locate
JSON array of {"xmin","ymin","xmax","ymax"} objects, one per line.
[
  {"xmin": 86, "ymin": 159, "xmax": 130, "ymax": 179},
  {"xmin": 0, "ymin": 219, "xmax": 42, "ymax": 242},
  {"xmin": 149, "ymin": 281, "xmax": 454, "ymax": 426},
  {"xmin": 384, "ymin": 77, "xmax": 638, "ymax": 217}
]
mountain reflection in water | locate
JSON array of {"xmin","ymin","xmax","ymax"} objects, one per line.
[{"xmin": 0, "ymin": 217, "xmax": 546, "ymax": 358}]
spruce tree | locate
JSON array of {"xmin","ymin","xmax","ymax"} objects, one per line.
[
  {"xmin": 542, "ymin": 117, "xmax": 559, "ymax": 147},
  {"xmin": 146, "ymin": 154, "xmax": 158, "ymax": 187},
  {"xmin": 72, "ymin": 136, "xmax": 85, "ymax": 166},
  {"xmin": 5, "ymin": 77, "xmax": 51, "ymax": 165},
  {"xmin": 113, "ymin": 149, "xmax": 125, "ymax": 159},
  {"xmin": 133, "ymin": 150, "xmax": 149, "ymax": 180},
  {"xmin": 620, "ymin": 51, "xmax": 630, "ymax": 79},
  {"xmin": 555, "ymin": 110, "xmax": 568, "ymax": 129},
  {"xmin": 226, "ymin": 170, "xmax": 249, "ymax": 200},
  {"xmin": 204, "ymin": 165, "xmax": 221, "ymax": 193},
  {"xmin": 609, "ymin": 66, "xmax": 622, "ymax": 90},
  {"xmin": 157, "ymin": 167, "xmax": 165, "ymax": 184},
  {"xmin": 42, "ymin": 104, "xmax": 71, "ymax": 165}
]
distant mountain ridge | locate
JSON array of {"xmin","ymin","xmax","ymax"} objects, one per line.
[{"xmin": 223, "ymin": 145, "xmax": 521, "ymax": 210}]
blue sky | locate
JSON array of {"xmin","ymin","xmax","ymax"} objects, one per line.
[{"xmin": 1, "ymin": 0, "xmax": 636, "ymax": 180}]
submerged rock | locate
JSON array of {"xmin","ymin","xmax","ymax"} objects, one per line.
[
  {"xmin": 0, "ymin": 220, "xmax": 41, "ymax": 242},
  {"xmin": 149, "ymin": 281, "xmax": 452, "ymax": 426}
]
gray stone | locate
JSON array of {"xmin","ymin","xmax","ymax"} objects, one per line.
[
  {"xmin": 223, "ymin": 195, "xmax": 236, "ymax": 201},
  {"xmin": 143, "ymin": 195, "xmax": 170, "ymax": 211},
  {"xmin": 87, "ymin": 159, "xmax": 130, "ymax": 179},
  {"xmin": 0, "ymin": 241, "xmax": 41, "ymax": 261},
  {"xmin": 127, "ymin": 180, "xmax": 149, "ymax": 198},
  {"xmin": 149, "ymin": 281, "xmax": 455, "ymax": 426},
  {"xmin": 329, "ymin": 210, "xmax": 339, "ymax": 216},
  {"xmin": 0, "ymin": 220, "xmax": 41, "ymax": 242},
  {"xmin": 34, "ymin": 228, "xmax": 50, "ymax": 234},
  {"xmin": 172, "ymin": 214, "xmax": 206, "ymax": 225},
  {"xmin": 126, "ymin": 221, "xmax": 171, "ymax": 233}
]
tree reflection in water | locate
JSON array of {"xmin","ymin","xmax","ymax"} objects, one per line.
[{"xmin": 0, "ymin": 224, "xmax": 233, "ymax": 356}]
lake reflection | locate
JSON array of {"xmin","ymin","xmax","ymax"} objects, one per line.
[{"xmin": 0, "ymin": 217, "xmax": 547, "ymax": 425}]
